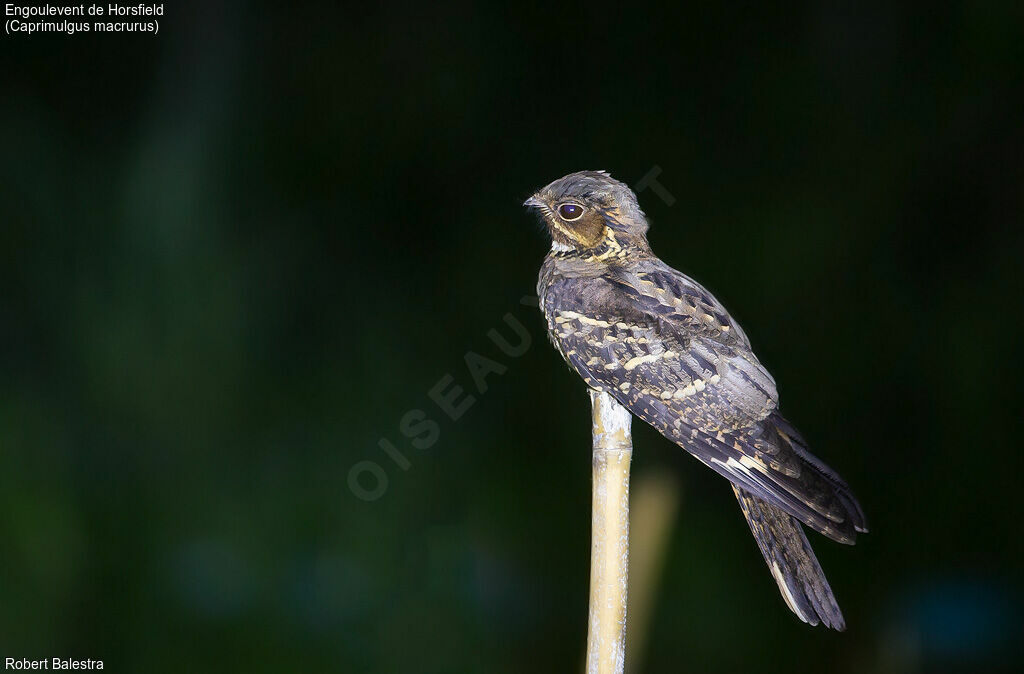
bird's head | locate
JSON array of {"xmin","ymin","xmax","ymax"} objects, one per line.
[{"xmin": 524, "ymin": 170, "xmax": 650, "ymax": 254}]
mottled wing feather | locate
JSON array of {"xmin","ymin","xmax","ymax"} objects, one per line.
[
  {"xmin": 608, "ymin": 264, "xmax": 752, "ymax": 347},
  {"xmin": 544, "ymin": 276, "xmax": 865, "ymax": 543}
]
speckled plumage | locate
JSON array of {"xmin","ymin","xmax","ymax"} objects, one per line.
[{"xmin": 526, "ymin": 170, "xmax": 866, "ymax": 629}]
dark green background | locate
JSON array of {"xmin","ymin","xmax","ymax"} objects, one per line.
[{"xmin": 2, "ymin": 2, "xmax": 1022, "ymax": 672}]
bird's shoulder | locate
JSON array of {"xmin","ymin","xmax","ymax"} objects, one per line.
[
  {"xmin": 541, "ymin": 255, "xmax": 748, "ymax": 348},
  {"xmin": 540, "ymin": 255, "xmax": 779, "ymax": 426}
]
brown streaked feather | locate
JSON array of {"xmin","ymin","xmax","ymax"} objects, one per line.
[{"xmin": 541, "ymin": 271, "xmax": 866, "ymax": 543}]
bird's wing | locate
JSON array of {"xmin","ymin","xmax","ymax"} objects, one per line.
[
  {"xmin": 605, "ymin": 263, "xmax": 755, "ymax": 349},
  {"xmin": 545, "ymin": 276, "xmax": 866, "ymax": 543}
]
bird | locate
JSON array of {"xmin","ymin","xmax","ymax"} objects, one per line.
[{"xmin": 525, "ymin": 170, "xmax": 867, "ymax": 630}]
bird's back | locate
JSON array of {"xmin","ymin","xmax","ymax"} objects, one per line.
[{"xmin": 538, "ymin": 252, "xmax": 866, "ymax": 544}]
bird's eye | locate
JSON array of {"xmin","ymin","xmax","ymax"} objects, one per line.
[{"xmin": 558, "ymin": 203, "xmax": 584, "ymax": 221}]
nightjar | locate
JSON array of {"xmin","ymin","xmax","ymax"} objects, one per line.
[{"xmin": 526, "ymin": 170, "xmax": 867, "ymax": 629}]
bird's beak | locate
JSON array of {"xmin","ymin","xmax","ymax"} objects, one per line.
[{"xmin": 523, "ymin": 195, "xmax": 544, "ymax": 209}]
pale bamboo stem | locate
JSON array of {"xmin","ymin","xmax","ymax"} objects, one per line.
[
  {"xmin": 586, "ymin": 390, "xmax": 633, "ymax": 674},
  {"xmin": 624, "ymin": 472, "xmax": 680, "ymax": 674}
]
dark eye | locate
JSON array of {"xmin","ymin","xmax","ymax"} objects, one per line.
[{"xmin": 557, "ymin": 203, "xmax": 583, "ymax": 221}]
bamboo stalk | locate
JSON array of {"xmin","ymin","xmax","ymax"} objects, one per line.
[
  {"xmin": 586, "ymin": 390, "xmax": 633, "ymax": 674},
  {"xmin": 625, "ymin": 471, "xmax": 680, "ymax": 674}
]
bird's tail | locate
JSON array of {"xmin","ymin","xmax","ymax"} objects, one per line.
[{"xmin": 732, "ymin": 486, "xmax": 846, "ymax": 630}]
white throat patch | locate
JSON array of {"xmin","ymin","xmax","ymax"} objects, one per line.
[{"xmin": 551, "ymin": 240, "xmax": 574, "ymax": 253}]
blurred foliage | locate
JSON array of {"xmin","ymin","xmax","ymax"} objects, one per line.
[{"xmin": 2, "ymin": 1, "xmax": 1022, "ymax": 672}]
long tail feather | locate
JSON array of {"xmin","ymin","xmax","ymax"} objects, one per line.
[{"xmin": 733, "ymin": 485, "xmax": 846, "ymax": 630}]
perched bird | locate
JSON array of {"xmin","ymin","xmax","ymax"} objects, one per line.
[{"xmin": 526, "ymin": 170, "xmax": 867, "ymax": 629}]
